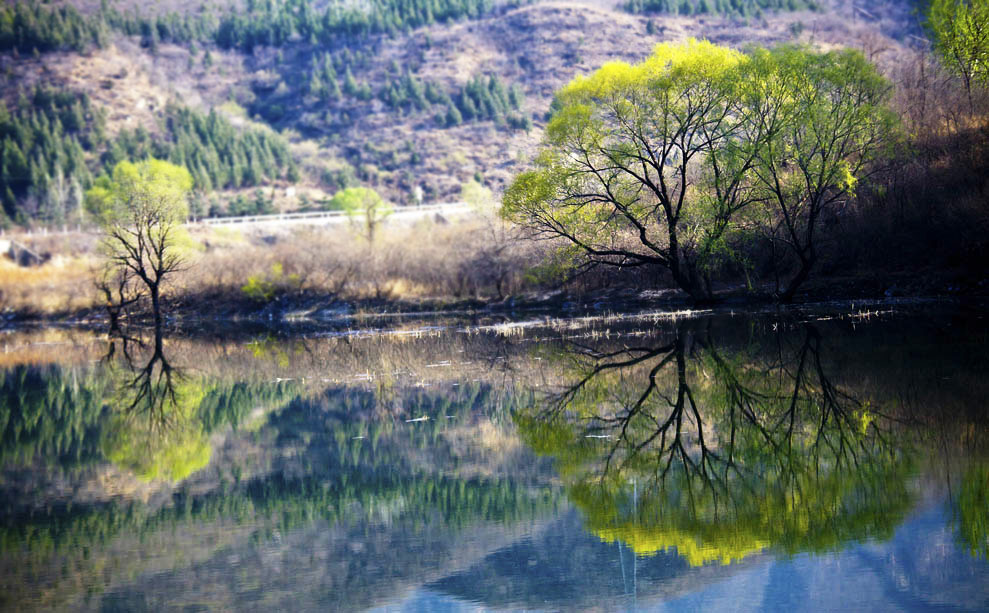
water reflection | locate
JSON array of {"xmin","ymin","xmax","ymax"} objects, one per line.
[
  {"xmin": 0, "ymin": 309, "xmax": 987, "ymax": 611},
  {"xmin": 0, "ymin": 326, "xmax": 556, "ymax": 611},
  {"xmin": 101, "ymin": 330, "xmax": 213, "ymax": 482},
  {"xmin": 517, "ymin": 321, "xmax": 919, "ymax": 566},
  {"xmin": 954, "ymin": 463, "xmax": 989, "ymax": 560}
]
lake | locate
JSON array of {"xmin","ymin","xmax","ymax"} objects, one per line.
[{"xmin": 1, "ymin": 304, "xmax": 987, "ymax": 611}]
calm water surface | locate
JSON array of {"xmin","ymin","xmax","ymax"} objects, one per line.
[{"xmin": 1, "ymin": 305, "xmax": 987, "ymax": 611}]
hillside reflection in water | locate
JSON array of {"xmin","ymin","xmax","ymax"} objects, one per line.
[{"xmin": 0, "ymin": 307, "xmax": 987, "ymax": 611}]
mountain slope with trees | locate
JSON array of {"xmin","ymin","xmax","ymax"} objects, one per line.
[{"xmin": 0, "ymin": 0, "xmax": 918, "ymax": 226}]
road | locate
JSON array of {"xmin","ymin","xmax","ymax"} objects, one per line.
[{"xmin": 187, "ymin": 202, "xmax": 476, "ymax": 229}]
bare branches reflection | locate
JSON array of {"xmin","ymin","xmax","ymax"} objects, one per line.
[{"xmin": 517, "ymin": 321, "xmax": 917, "ymax": 566}]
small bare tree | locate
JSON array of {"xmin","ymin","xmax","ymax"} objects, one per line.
[{"xmin": 87, "ymin": 159, "xmax": 192, "ymax": 330}]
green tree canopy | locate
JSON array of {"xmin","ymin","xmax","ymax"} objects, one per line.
[
  {"xmin": 503, "ymin": 39, "xmax": 751, "ymax": 301},
  {"xmin": 101, "ymin": 364, "xmax": 213, "ymax": 482},
  {"xmin": 87, "ymin": 159, "xmax": 193, "ymax": 327},
  {"xmin": 926, "ymin": 0, "xmax": 989, "ymax": 108},
  {"xmin": 331, "ymin": 186, "xmax": 393, "ymax": 242},
  {"xmin": 742, "ymin": 45, "xmax": 898, "ymax": 299},
  {"xmin": 503, "ymin": 40, "xmax": 896, "ymax": 302}
]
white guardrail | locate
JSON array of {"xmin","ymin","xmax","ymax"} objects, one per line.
[
  {"xmin": 187, "ymin": 202, "xmax": 472, "ymax": 227},
  {"xmin": 0, "ymin": 203, "xmax": 482, "ymax": 238}
]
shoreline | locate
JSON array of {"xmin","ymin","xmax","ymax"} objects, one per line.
[{"xmin": 4, "ymin": 278, "xmax": 987, "ymax": 332}]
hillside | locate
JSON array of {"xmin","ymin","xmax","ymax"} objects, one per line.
[{"xmin": 1, "ymin": 0, "xmax": 921, "ymax": 225}]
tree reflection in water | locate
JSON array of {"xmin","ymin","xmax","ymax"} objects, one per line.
[
  {"xmin": 954, "ymin": 463, "xmax": 989, "ymax": 560},
  {"xmin": 100, "ymin": 328, "xmax": 212, "ymax": 482},
  {"xmin": 517, "ymin": 321, "xmax": 916, "ymax": 566}
]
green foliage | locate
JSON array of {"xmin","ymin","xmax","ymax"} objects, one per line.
[
  {"xmin": 214, "ymin": 0, "xmax": 496, "ymax": 53},
  {"xmin": 87, "ymin": 159, "xmax": 192, "ymax": 224},
  {"xmin": 380, "ymin": 71, "xmax": 431, "ymax": 112},
  {"xmin": 228, "ymin": 190, "xmax": 276, "ymax": 216},
  {"xmin": 0, "ymin": 87, "xmax": 295, "ymax": 225},
  {"xmin": 331, "ymin": 186, "xmax": 393, "ymax": 242},
  {"xmin": 241, "ymin": 262, "xmax": 302, "ymax": 303},
  {"xmin": 342, "ymin": 68, "xmax": 527, "ymax": 131},
  {"xmin": 98, "ymin": 364, "xmax": 216, "ymax": 483},
  {"xmin": 504, "ymin": 39, "xmax": 897, "ymax": 300},
  {"xmin": 88, "ymin": 159, "xmax": 193, "ymax": 319},
  {"xmin": 623, "ymin": 0, "xmax": 818, "ymax": 16},
  {"xmin": 102, "ymin": 416, "xmax": 212, "ymax": 482},
  {"xmin": 453, "ymin": 75, "xmax": 526, "ymax": 126},
  {"xmin": 515, "ymin": 328, "xmax": 916, "ymax": 566},
  {"xmin": 926, "ymin": 0, "xmax": 989, "ymax": 102},
  {"xmin": 98, "ymin": 0, "xmax": 219, "ymax": 48},
  {"xmin": 739, "ymin": 44, "xmax": 899, "ymax": 298},
  {"xmin": 0, "ymin": 89, "xmax": 101, "ymax": 224},
  {"xmin": 0, "ymin": 377, "xmax": 554, "ymax": 575},
  {"xmin": 0, "ymin": 2, "xmax": 107, "ymax": 54},
  {"xmin": 460, "ymin": 179, "xmax": 497, "ymax": 214},
  {"xmin": 106, "ymin": 105, "xmax": 296, "ymax": 196},
  {"xmin": 162, "ymin": 106, "xmax": 295, "ymax": 192},
  {"xmin": 444, "ymin": 103, "xmax": 464, "ymax": 126},
  {"xmin": 954, "ymin": 463, "xmax": 989, "ymax": 559},
  {"xmin": 502, "ymin": 39, "xmax": 753, "ymax": 300},
  {"xmin": 0, "ymin": 360, "xmax": 300, "ymax": 476},
  {"xmin": 0, "ymin": 469, "xmax": 552, "ymax": 568},
  {"xmin": 21, "ymin": 0, "xmax": 503, "ymax": 55},
  {"xmin": 0, "ymin": 365, "xmax": 109, "ymax": 468}
]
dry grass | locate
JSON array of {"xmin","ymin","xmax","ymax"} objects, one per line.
[
  {"xmin": 0, "ymin": 328, "xmax": 104, "ymax": 368},
  {"xmin": 177, "ymin": 215, "xmax": 550, "ymax": 307},
  {"xmin": 0, "ymin": 210, "xmax": 678, "ymax": 318},
  {"xmin": 0, "ymin": 255, "xmax": 100, "ymax": 315}
]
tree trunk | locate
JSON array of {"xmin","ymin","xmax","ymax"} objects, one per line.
[
  {"xmin": 780, "ymin": 257, "xmax": 813, "ymax": 303},
  {"xmin": 150, "ymin": 283, "xmax": 162, "ymax": 331},
  {"xmin": 668, "ymin": 229, "xmax": 716, "ymax": 304}
]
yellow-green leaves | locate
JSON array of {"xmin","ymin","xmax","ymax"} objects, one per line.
[
  {"xmin": 87, "ymin": 159, "xmax": 192, "ymax": 225},
  {"xmin": 101, "ymin": 369, "xmax": 214, "ymax": 482},
  {"xmin": 89, "ymin": 158, "xmax": 194, "ymax": 323},
  {"xmin": 557, "ymin": 38, "xmax": 744, "ymax": 105},
  {"xmin": 330, "ymin": 186, "xmax": 393, "ymax": 243},
  {"xmin": 460, "ymin": 179, "xmax": 497, "ymax": 214},
  {"xmin": 742, "ymin": 45, "xmax": 897, "ymax": 298},
  {"xmin": 503, "ymin": 170, "xmax": 549, "ymax": 211},
  {"xmin": 504, "ymin": 40, "xmax": 757, "ymax": 300},
  {"xmin": 927, "ymin": 0, "xmax": 989, "ymax": 102},
  {"xmin": 505, "ymin": 39, "xmax": 898, "ymax": 301},
  {"xmin": 954, "ymin": 462, "xmax": 989, "ymax": 559},
  {"xmin": 544, "ymin": 103, "xmax": 595, "ymax": 146},
  {"xmin": 102, "ymin": 418, "xmax": 211, "ymax": 482},
  {"xmin": 515, "ymin": 333, "xmax": 916, "ymax": 568}
]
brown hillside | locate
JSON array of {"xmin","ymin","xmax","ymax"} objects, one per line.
[{"xmin": 2, "ymin": 0, "xmax": 921, "ymax": 209}]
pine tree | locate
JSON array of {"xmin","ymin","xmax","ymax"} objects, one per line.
[
  {"xmin": 445, "ymin": 103, "xmax": 463, "ymax": 127},
  {"xmin": 458, "ymin": 91, "xmax": 477, "ymax": 121},
  {"xmin": 326, "ymin": 74, "xmax": 341, "ymax": 100},
  {"xmin": 309, "ymin": 72, "xmax": 324, "ymax": 98},
  {"xmin": 343, "ymin": 68, "xmax": 359, "ymax": 96}
]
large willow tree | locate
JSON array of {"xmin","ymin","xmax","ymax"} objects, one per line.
[
  {"xmin": 504, "ymin": 40, "xmax": 897, "ymax": 302},
  {"xmin": 743, "ymin": 46, "xmax": 898, "ymax": 300}
]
